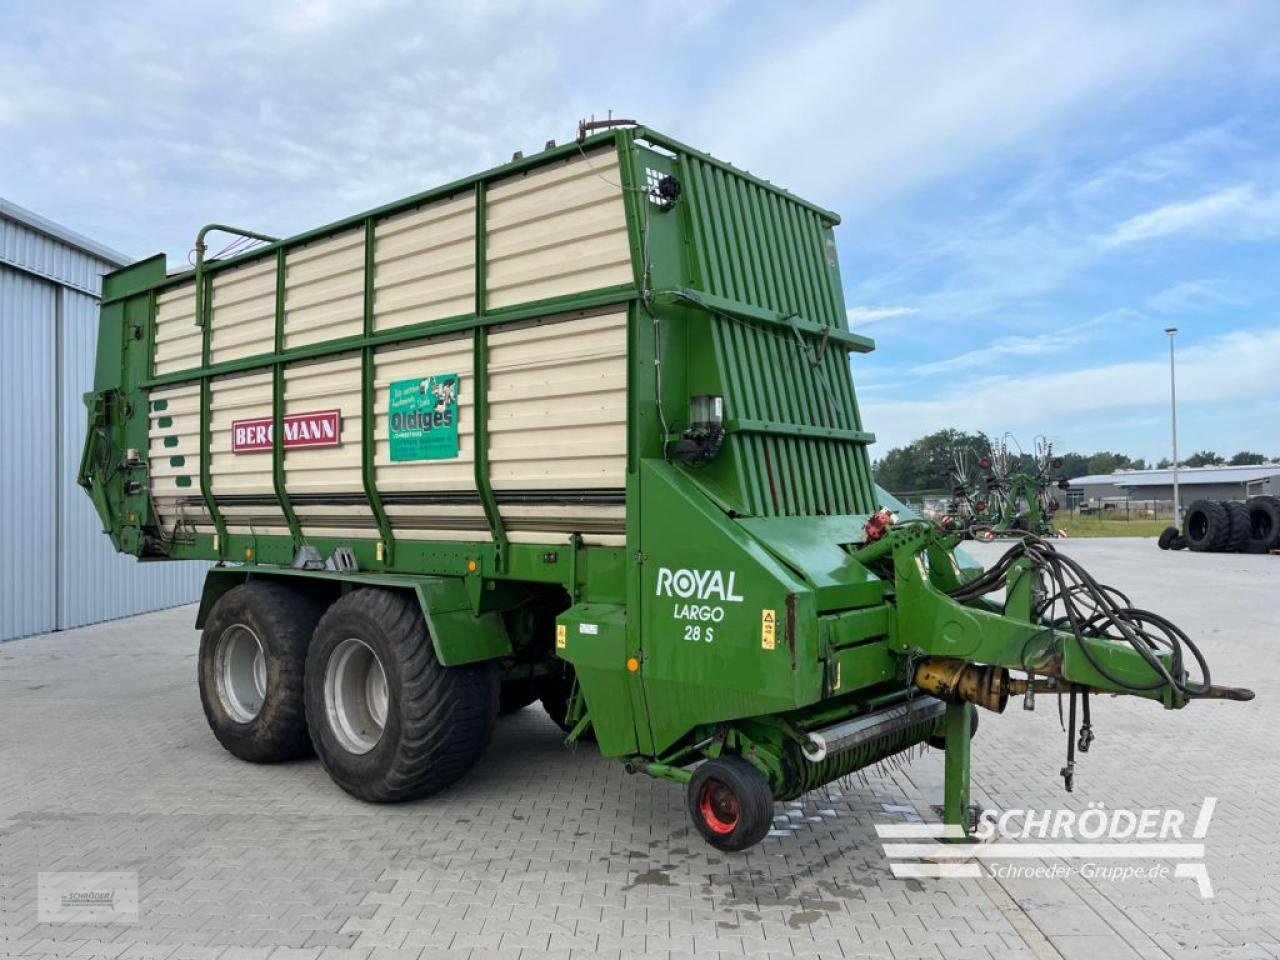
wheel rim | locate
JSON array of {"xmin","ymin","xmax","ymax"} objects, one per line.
[
  {"xmin": 324, "ymin": 637, "xmax": 389, "ymax": 755},
  {"xmin": 214, "ymin": 624, "xmax": 267, "ymax": 724},
  {"xmin": 698, "ymin": 780, "xmax": 741, "ymax": 835}
]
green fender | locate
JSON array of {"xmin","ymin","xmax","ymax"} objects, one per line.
[{"xmin": 195, "ymin": 567, "xmax": 511, "ymax": 666}]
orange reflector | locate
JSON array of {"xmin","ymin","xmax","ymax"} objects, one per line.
[
  {"xmin": 626, "ymin": 657, "xmax": 640, "ymax": 673},
  {"xmin": 467, "ymin": 560, "xmax": 478, "ymax": 572},
  {"xmin": 245, "ymin": 548, "xmax": 254, "ymax": 559}
]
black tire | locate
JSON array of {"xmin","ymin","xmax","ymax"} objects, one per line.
[
  {"xmin": 1183, "ymin": 499, "xmax": 1231, "ymax": 552},
  {"xmin": 687, "ymin": 756, "xmax": 775, "ymax": 852},
  {"xmin": 1222, "ymin": 501, "xmax": 1250, "ymax": 553},
  {"xmin": 927, "ymin": 704, "xmax": 979, "ymax": 750},
  {"xmin": 1246, "ymin": 496, "xmax": 1280, "ymax": 551},
  {"xmin": 305, "ymin": 588, "xmax": 498, "ymax": 803},
  {"xmin": 198, "ymin": 580, "xmax": 324, "ymax": 763},
  {"xmin": 1157, "ymin": 526, "xmax": 1179, "ymax": 550},
  {"xmin": 499, "ymin": 677, "xmax": 539, "ymax": 715},
  {"xmin": 1169, "ymin": 535, "xmax": 1188, "ymax": 551}
]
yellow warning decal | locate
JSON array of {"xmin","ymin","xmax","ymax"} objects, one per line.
[
  {"xmin": 556, "ymin": 624, "xmax": 567, "ymax": 649},
  {"xmin": 761, "ymin": 609, "xmax": 777, "ymax": 650}
]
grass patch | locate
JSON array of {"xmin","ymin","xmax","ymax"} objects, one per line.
[{"xmin": 1057, "ymin": 516, "xmax": 1171, "ymax": 539}]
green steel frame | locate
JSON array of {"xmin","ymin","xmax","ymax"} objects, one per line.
[{"xmin": 79, "ymin": 125, "xmax": 1244, "ymax": 840}]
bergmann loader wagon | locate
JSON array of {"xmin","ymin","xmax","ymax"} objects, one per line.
[{"xmin": 80, "ymin": 122, "xmax": 1251, "ymax": 851}]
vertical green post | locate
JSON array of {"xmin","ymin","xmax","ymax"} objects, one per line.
[
  {"xmin": 360, "ymin": 217, "xmax": 395, "ymax": 564},
  {"xmin": 943, "ymin": 702, "xmax": 972, "ymax": 838},
  {"xmin": 272, "ymin": 248, "xmax": 303, "ymax": 546},
  {"xmin": 144, "ymin": 290, "xmax": 157, "ymax": 381},
  {"xmin": 195, "ymin": 263, "xmax": 227, "ymax": 557},
  {"xmin": 472, "ymin": 182, "xmax": 508, "ymax": 572}
]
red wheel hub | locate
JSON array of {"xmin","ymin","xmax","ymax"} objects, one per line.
[{"xmin": 698, "ymin": 780, "xmax": 741, "ymax": 835}]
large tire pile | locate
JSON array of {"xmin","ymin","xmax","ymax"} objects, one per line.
[{"xmin": 1159, "ymin": 496, "xmax": 1280, "ymax": 554}]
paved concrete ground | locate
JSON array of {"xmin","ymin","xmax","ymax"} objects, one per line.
[{"xmin": 0, "ymin": 539, "xmax": 1275, "ymax": 960}]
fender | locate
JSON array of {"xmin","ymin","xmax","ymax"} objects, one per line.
[{"xmin": 195, "ymin": 567, "xmax": 511, "ymax": 666}]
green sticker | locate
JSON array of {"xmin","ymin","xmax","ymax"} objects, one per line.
[{"xmin": 389, "ymin": 374, "xmax": 460, "ymax": 462}]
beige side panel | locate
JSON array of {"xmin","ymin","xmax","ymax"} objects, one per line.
[
  {"xmin": 153, "ymin": 282, "xmax": 202, "ymax": 376},
  {"xmin": 373, "ymin": 335, "xmax": 481, "ymax": 540},
  {"xmin": 373, "ymin": 336, "xmax": 476, "ymax": 494},
  {"xmin": 383, "ymin": 503, "xmax": 490, "ymax": 543},
  {"xmin": 209, "ymin": 257, "xmax": 277, "ymax": 364},
  {"xmin": 284, "ymin": 229, "xmax": 365, "ymax": 349},
  {"xmin": 374, "ymin": 194, "xmax": 475, "ymax": 332},
  {"xmin": 485, "ymin": 149, "xmax": 632, "ymax": 310},
  {"xmin": 283, "ymin": 356, "xmax": 370, "ymax": 526},
  {"xmin": 487, "ymin": 310, "xmax": 628, "ymax": 491},
  {"xmin": 147, "ymin": 383, "xmax": 208, "ymax": 532},
  {"xmin": 208, "ymin": 371, "xmax": 288, "ymax": 536}
]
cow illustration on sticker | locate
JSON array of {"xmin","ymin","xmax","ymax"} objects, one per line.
[{"xmin": 389, "ymin": 374, "xmax": 460, "ymax": 462}]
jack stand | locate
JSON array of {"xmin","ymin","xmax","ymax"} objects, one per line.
[{"xmin": 943, "ymin": 701, "xmax": 972, "ymax": 840}]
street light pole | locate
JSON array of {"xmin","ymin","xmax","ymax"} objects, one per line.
[{"xmin": 1165, "ymin": 327, "xmax": 1180, "ymax": 527}]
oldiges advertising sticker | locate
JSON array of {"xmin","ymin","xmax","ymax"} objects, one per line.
[{"xmin": 388, "ymin": 374, "xmax": 460, "ymax": 462}]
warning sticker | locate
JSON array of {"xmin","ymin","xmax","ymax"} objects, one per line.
[
  {"xmin": 388, "ymin": 374, "xmax": 460, "ymax": 462},
  {"xmin": 556, "ymin": 624, "xmax": 567, "ymax": 649},
  {"xmin": 761, "ymin": 609, "xmax": 776, "ymax": 650}
]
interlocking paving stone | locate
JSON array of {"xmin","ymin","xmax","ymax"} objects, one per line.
[{"xmin": 1, "ymin": 540, "xmax": 1275, "ymax": 960}]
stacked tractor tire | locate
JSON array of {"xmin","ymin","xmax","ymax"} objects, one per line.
[{"xmin": 1158, "ymin": 496, "xmax": 1280, "ymax": 554}]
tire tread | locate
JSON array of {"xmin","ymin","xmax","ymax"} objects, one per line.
[{"xmin": 306, "ymin": 588, "xmax": 497, "ymax": 803}]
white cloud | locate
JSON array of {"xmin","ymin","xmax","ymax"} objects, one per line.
[
  {"xmin": 864, "ymin": 325, "xmax": 1280, "ymax": 450},
  {"xmin": 846, "ymin": 306, "xmax": 917, "ymax": 327},
  {"xmin": 1097, "ymin": 185, "xmax": 1280, "ymax": 248},
  {"xmin": 1146, "ymin": 279, "xmax": 1241, "ymax": 314},
  {"xmin": 1074, "ymin": 124, "xmax": 1248, "ymax": 197},
  {"xmin": 908, "ymin": 309, "xmax": 1134, "ymax": 375},
  {"xmin": 911, "ymin": 331, "xmax": 1076, "ymax": 376},
  {"xmin": 694, "ymin": 1, "xmax": 1277, "ymax": 210}
]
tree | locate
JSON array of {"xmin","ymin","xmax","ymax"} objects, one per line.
[
  {"xmin": 873, "ymin": 429, "xmax": 991, "ymax": 493},
  {"xmin": 1086, "ymin": 452, "xmax": 1140, "ymax": 475},
  {"xmin": 1228, "ymin": 451, "xmax": 1266, "ymax": 466},
  {"xmin": 1182, "ymin": 451, "xmax": 1225, "ymax": 468},
  {"xmin": 1057, "ymin": 452, "xmax": 1091, "ymax": 479},
  {"xmin": 1156, "ymin": 457, "xmax": 1173, "ymax": 469}
]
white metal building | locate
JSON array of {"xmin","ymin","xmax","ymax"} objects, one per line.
[
  {"xmin": 1060, "ymin": 464, "xmax": 1280, "ymax": 507},
  {"xmin": 1, "ymin": 199, "xmax": 207, "ymax": 642}
]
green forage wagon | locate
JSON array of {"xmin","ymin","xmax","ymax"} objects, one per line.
[{"xmin": 81, "ymin": 122, "xmax": 1250, "ymax": 850}]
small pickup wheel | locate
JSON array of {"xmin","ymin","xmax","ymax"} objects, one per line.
[
  {"xmin": 305, "ymin": 588, "xmax": 498, "ymax": 803},
  {"xmin": 198, "ymin": 580, "xmax": 323, "ymax": 763},
  {"xmin": 687, "ymin": 756, "xmax": 774, "ymax": 852}
]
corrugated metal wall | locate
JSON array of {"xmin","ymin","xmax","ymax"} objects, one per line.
[
  {"xmin": 1, "ymin": 204, "xmax": 208, "ymax": 642},
  {"xmin": 0, "ymin": 269, "xmax": 58, "ymax": 640}
]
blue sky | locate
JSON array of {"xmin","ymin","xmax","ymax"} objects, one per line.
[{"xmin": 3, "ymin": 1, "xmax": 1276, "ymax": 460}]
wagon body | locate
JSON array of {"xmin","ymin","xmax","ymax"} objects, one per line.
[{"xmin": 83, "ymin": 126, "xmax": 1240, "ymax": 848}]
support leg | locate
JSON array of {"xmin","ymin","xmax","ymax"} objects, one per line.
[{"xmin": 943, "ymin": 701, "xmax": 971, "ymax": 839}]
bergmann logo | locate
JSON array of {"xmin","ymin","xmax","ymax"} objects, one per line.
[{"xmin": 655, "ymin": 567, "xmax": 744, "ymax": 603}]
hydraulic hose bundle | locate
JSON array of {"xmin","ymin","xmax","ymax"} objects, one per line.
[
  {"xmin": 947, "ymin": 535, "xmax": 1226, "ymax": 790},
  {"xmin": 949, "ymin": 536, "xmax": 1211, "ymax": 697}
]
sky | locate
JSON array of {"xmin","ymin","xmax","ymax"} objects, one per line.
[{"xmin": 3, "ymin": 0, "xmax": 1277, "ymax": 462}]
